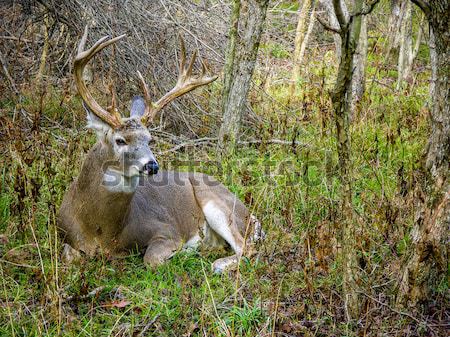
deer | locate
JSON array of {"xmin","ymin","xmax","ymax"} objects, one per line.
[{"xmin": 57, "ymin": 26, "xmax": 264, "ymax": 273}]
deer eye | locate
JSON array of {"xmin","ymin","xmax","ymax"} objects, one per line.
[{"xmin": 115, "ymin": 138, "xmax": 127, "ymax": 146}]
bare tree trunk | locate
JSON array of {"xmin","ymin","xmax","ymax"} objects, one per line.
[
  {"xmin": 218, "ymin": 0, "xmax": 269, "ymax": 152},
  {"xmin": 397, "ymin": 0, "xmax": 450, "ymax": 308},
  {"xmin": 328, "ymin": 0, "xmax": 371, "ymax": 320},
  {"xmin": 350, "ymin": 15, "xmax": 367, "ymax": 117},
  {"xmin": 222, "ymin": 0, "xmax": 241, "ymax": 114},
  {"xmin": 396, "ymin": 2, "xmax": 423, "ymax": 90},
  {"xmin": 402, "ymin": 15, "xmax": 423, "ymax": 81},
  {"xmin": 299, "ymin": 6, "xmax": 316, "ymax": 65},
  {"xmin": 396, "ymin": 1, "xmax": 412, "ymax": 89},
  {"xmin": 386, "ymin": 0, "xmax": 403, "ymax": 55},
  {"xmin": 428, "ymin": 28, "xmax": 437, "ymax": 105},
  {"xmin": 289, "ymin": 0, "xmax": 316, "ymax": 97}
]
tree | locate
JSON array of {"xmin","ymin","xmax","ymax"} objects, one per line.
[
  {"xmin": 350, "ymin": 14, "xmax": 367, "ymax": 115},
  {"xmin": 318, "ymin": 0, "xmax": 379, "ymax": 320},
  {"xmin": 397, "ymin": 0, "xmax": 449, "ymax": 308},
  {"xmin": 396, "ymin": 2, "xmax": 423, "ymax": 89},
  {"xmin": 318, "ymin": 0, "xmax": 369, "ymax": 117},
  {"xmin": 218, "ymin": 0, "xmax": 270, "ymax": 152},
  {"xmin": 385, "ymin": 0, "xmax": 424, "ymax": 90},
  {"xmin": 289, "ymin": 0, "xmax": 317, "ymax": 97}
]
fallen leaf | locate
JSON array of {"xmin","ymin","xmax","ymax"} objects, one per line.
[{"xmin": 107, "ymin": 300, "xmax": 131, "ymax": 308}]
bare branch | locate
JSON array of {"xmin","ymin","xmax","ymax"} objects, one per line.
[
  {"xmin": 352, "ymin": 0, "xmax": 380, "ymax": 16},
  {"xmin": 0, "ymin": 50, "xmax": 19, "ymax": 95},
  {"xmin": 332, "ymin": 0, "xmax": 348, "ymax": 29},
  {"xmin": 317, "ymin": 15, "xmax": 341, "ymax": 34}
]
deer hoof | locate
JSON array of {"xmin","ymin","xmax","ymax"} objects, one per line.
[
  {"xmin": 212, "ymin": 256, "xmax": 238, "ymax": 274},
  {"xmin": 62, "ymin": 243, "xmax": 81, "ymax": 263}
]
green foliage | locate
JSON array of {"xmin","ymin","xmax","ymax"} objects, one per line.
[{"xmin": 261, "ymin": 42, "xmax": 290, "ymax": 59}]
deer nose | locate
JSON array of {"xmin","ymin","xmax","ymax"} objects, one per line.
[{"xmin": 142, "ymin": 160, "xmax": 159, "ymax": 175}]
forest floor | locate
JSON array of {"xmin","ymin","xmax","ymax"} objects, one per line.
[{"xmin": 1, "ymin": 38, "xmax": 448, "ymax": 336}]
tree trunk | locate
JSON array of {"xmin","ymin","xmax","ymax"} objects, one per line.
[
  {"xmin": 221, "ymin": 0, "xmax": 241, "ymax": 114},
  {"xmin": 299, "ymin": 6, "xmax": 316, "ymax": 66},
  {"xmin": 397, "ymin": 0, "xmax": 449, "ymax": 308},
  {"xmin": 218, "ymin": 0, "xmax": 269, "ymax": 152},
  {"xmin": 329, "ymin": 0, "xmax": 366, "ymax": 320},
  {"xmin": 350, "ymin": 15, "xmax": 367, "ymax": 117},
  {"xmin": 289, "ymin": 0, "xmax": 316, "ymax": 97},
  {"xmin": 428, "ymin": 28, "xmax": 437, "ymax": 106},
  {"xmin": 396, "ymin": 1, "xmax": 413, "ymax": 89},
  {"xmin": 386, "ymin": 0, "xmax": 403, "ymax": 56}
]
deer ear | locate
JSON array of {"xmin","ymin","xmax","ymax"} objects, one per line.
[
  {"xmin": 83, "ymin": 101, "xmax": 112, "ymax": 137},
  {"xmin": 130, "ymin": 96, "xmax": 146, "ymax": 118}
]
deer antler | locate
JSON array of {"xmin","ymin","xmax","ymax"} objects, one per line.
[
  {"xmin": 74, "ymin": 25, "xmax": 126, "ymax": 128},
  {"xmin": 138, "ymin": 36, "xmax": 218, "ymax": 124}
]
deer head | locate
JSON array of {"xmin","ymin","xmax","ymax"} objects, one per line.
[{"xmin": 74, "ymin": 25, "xmax": 217, "ymax": 180}]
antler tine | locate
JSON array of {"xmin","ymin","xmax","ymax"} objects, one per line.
[
  {"xmin": 184, "ymin": 49, "xmax": 197, "ymax": 79},
  {"xmin": 179, "ymin": 35, "xmax": 186, "ymax": 73},
  {"xmin": 200, "ymin": 59, "xmax": 209, "ymax": 76},
  {"xmin": 137, "ymin": 70, "xmax": 151, "ymax": 119},
  {"xmin": 78, "ymin": 25, "xmax": 89, "ymax": 54},
  {"xmin": 74, "ymin": 25, "xmax": 126, "ymax": 128},
  {"xmin": 107, "ymin": 82, "xmax": 119, "ymax": 116},
  {"xmin": 140, "ymin": 36, "xmax": 218, "ymax": 125}
]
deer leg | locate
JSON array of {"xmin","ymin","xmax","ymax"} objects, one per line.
[
  {"xmin": 201, "ymin": 201, "xmax": 247, "ymax": 273},
  {"xmin": 143, "ymin": 237, "xmax": 179, "ymax": 267}
]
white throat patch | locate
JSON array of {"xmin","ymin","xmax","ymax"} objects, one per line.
[{"xmin": 102, "ymin": 168, "xmax": 140, "ymax": 193}]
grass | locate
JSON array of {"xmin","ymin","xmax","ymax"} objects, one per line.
[{"xmin": 0, "ymin": 41, "xmax": 447, "ymax": 336}]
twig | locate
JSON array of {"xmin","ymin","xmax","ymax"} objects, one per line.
[
  {"xmin": 64, "ymin": 286, "xmax": 105, "ymax": 302},
  {"xmin": 157, "ymin": 137, "xmax": 307, "ymax": 154},
  {"xmin": 0, "ymin": 50, "xmax": 19, "ymax": 95},
  {"xmin": 157, "ymin": 137, "xmax": 216, "ymax": 154},
  {"xmin": 238, "ymin": 139, "xmax": 307, "ymax": 147},
  {"xmin": 0, "ymin": 259, "xmax": 38, "ymax": 269},
  {"xmin": 358, "ymin": 291, "xmax": 428, "ymax": 326},
  {"xmin": 0, "ymin": 36, "xmax": 32, "ymax": 43},
  {"xmin": 138, "ymin": 314, "xmax": 160, "ymax": 336}
]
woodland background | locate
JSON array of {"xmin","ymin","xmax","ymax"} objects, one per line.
[{"xmin": 0, "ymin": 0, "xmax": 448, "ymax": 336}]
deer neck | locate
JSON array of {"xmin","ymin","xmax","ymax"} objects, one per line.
[{"xmin": 75, "ymin": 142, "xmax": 138, "ymax": 239}]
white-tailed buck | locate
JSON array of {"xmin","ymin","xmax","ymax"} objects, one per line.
[{"xmin": 58, "ymin": 26, "xmax": 263, "ymax": 273}]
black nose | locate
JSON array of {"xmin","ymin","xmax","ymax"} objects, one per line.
[{"xmin": 142, "ymin": 160, "xmax": 159, "ymax": 175}]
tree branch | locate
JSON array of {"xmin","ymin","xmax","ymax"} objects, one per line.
[
  {"xmin": 361, "ymin": 0, "xmax": 380, "ymax": 15},
  {"xmin": 350, "ymin": 0, "xmax": 380, "ymax": 18},
  {"xmin": 316, "ymin": 14, "xmax": 341, "ymax": 34},
  {"xmin": 410, "ymin": 0, "xmax": 431, "ymax": 17},
  {"xmin": 332, "ymin": 0, "xmax": 348, "ymax": 29}
]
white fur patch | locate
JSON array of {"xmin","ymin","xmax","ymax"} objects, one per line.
[
  {"xmin": 183, "ymin": 234, "xmax": 201, "ymax": 250},
  {"xmin": 102, "ymin": 168, "xmax": 139, "ymax": 193},
  {"xmin": 202, "ymin": 201, "xmax": 241, "ymax": 255}
]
